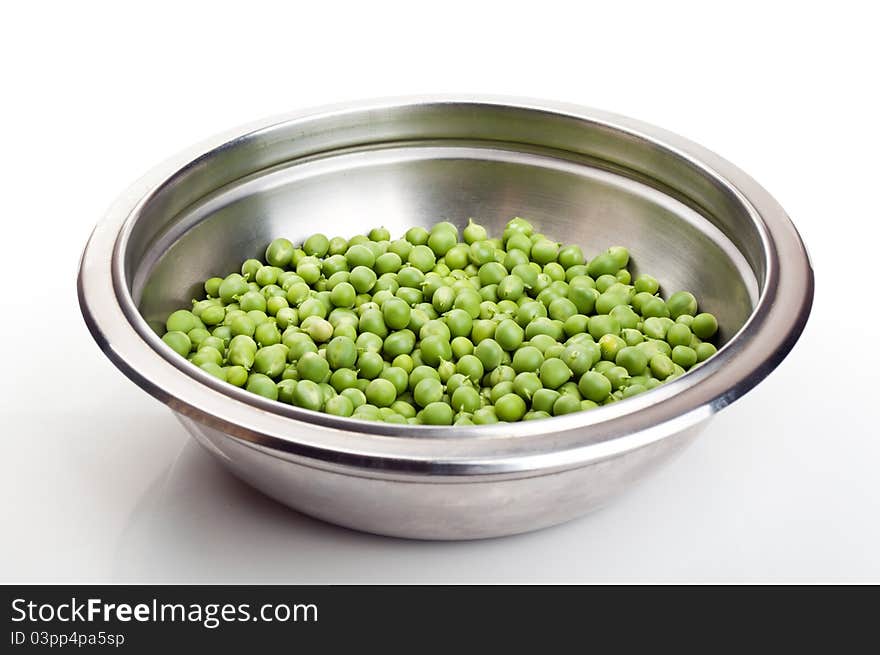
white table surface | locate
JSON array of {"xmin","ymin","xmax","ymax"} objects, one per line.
[{"xmin": 2, "ymin": 1, "xmax": 877, "ymax": 583}]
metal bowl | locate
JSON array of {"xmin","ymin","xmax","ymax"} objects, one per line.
[{"xmin": 78, "ymin": 97, "xmax": 813, "ymax": 539}]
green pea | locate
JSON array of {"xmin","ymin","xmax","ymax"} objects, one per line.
[
  {"xmin": 667, "ymin": 291, "xmax": 698, "ymax": 319},
  {"xmin": 616, "ymin": 346, "xmax": 649, "ymax": 376},
  {"xmin": 290, "ymin": 379, "xmax": 323, "ymax": 411},
  {"xmin": 474, "ymin": 338, "xmax": 504, "ymax": 371},
  {"xmin": 470, "ymin": 407, "xmax": 498, "ymax": 424},
  {"xmin": 364, "ymin": 378, "xmax": 397, "ymax": 408},
  {"xmin": 427, "ymin": 229, "xmax": 457, "ymax": 257},
  {"xmin": 561, "ymin": 342, "xmax": 598, "ymax": 377},
  {"xmin": 539, "ymin": 358, "xmax": 572, "ymax": 389},
  {"xmin": 552, "ymin": 394, "xmax": 581, "ymax": 415},
  {"xmin": 575, "ymin": 371, "xmax": 608, "ymax": 402},
  {"xmin": 511, "ymin": 345, "xmax": 543, "ymax": 373},
  {"xmin": 408, "ymin": 245, "xmax": 436, "ymax": 273},
  {"xmin": 695, "ymin": 342, "xmax": 717, "ymax": 362},
  {"xmin": 513, "ymin": 372, "xmax": 542, "ymax": 400},
  {"xmin": 295, "ymin": 351, "xmax": 330, "ymax": 383},
  {"xmin": 161, "ymin": 331, "xmax": 192, "ymax": 357},
  {"xmin": 692, "ymin": 313, "xmax": 718, "ymax": 339},
  {"xmin": 420, "ymin": 402, "xmax": 454, "ymax": 425},
  {"xmin": 671, "ymin": 345, "xmax": 698, "ymax": 369},
  {"xmin": 357, "ymin": 351, "xmax": 385, "ymax": 379},
  {"xmin": 650, "ymin": 353, "xmax": 676, "ymax": 379},
  {"xmin": 324, "ymin": 395, "xmax": 354, "ymax": 417},
  {"xmin": 588, "ymin": 315, "xmax": 620, "ymax": 340},
  {"xmin": 329, "ymin": 367, "xmax": 358, "ymax": 393},
  {"xmin": 264, "ymin": 238, "xmax": 294, "ymax": 267},
  {"xmin": 666, "ymin": 323, "xmax": 693, "ymax": 348},
  {"xmin": 246, "ymin": 373, "xmax": 278, "ymax": 400},
  {"xmin": 495, "ymin": 393, "xmax": 527, "ymax": 421},
  {"xmin": 642, "ymin": 317, "xmax": 669, "ymax": 340}
]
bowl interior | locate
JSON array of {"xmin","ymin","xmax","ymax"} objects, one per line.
[{"xmin": 131, "ymin": 141, "xmax": 758, "ymax": 342}]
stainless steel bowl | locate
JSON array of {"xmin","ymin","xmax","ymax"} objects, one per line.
[{"xmin": 78, "ymin": 97, "xmax": 813, "ymax": 539}]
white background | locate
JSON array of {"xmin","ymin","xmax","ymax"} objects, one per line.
[{"xmin": 2, "ymin": 1, "xmax": 878, "ymax": 583}]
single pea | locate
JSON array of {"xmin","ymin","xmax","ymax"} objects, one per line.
[
  {"xmin": 378, "ymin": 366, "xmax": 408, "ymax": 395},
  {"xmin": 692, "ymin": 313, "xmax": 719, "ymax": 339},
  {"xmin": 161, "ymin": 331, "xmax": 191, "ymax": 357},
  {"xmin": 630, "ymin": 274, "xmax": 657, "ymax": 295},
  {"xmin": 527, "ymin": 388, "xmax": 557, "ymax": 414},
  {"xmin": 448, "ymin": 384, "xmax": 479, "ymax": 413},
  {"xmin": 324, "ymin": 395, "xmax": 354, "ymax": 417},
  {"xmin": 430, "ymin": 285, "xmax": 454, "ymax": 313},
  {"xmin": 511, "ymin": 345, "xmax": 544, "ymax": 373},
  {"xmin": 561, "ymin": 343, "xmax": 598, "ymax": 377},
  {"xmin": 513, "ymin": 371, "xmax": 542, "ymax": 400},
  {"xmin": 375, "ymin": 296, "xmax": 408, "ymax": 331},
  {"xmin": 695, "ymin": 342, "xmax": 717, "ymax": 362},
  {"xmin": 599, "ymin": 334, "xmax": 626, "ymax": 361},
  {"xmin": 547, "ymin": 297, "xmax": 577, "ymax": 322},
  {"xmin": 323, "ymin": 336, "xmax": 356, "ymax": 370},
  {"xmin": 666, "ymin": 323, "xmax": 693, "ymax": 348},
  {"xmin": 408, "ymin": 245, "xmax": 437, "ymax": 273},
  {"xmin": 265, "ymin": 238, "xmax": 295, "ymax": 267},
  {"xmin": 427, "ymin": 228, "xmax": 457, "ymax": 257},
  {"xmin": 640, "ymin": 296, "xmax": 669, "ymax": 319},
  {"xmin": 616, "ymin": 346, "xmax": 649, "ymax": 376},
  {"xmin": 667, "ymin": 291, "xmax": 698, "ymax": 319},
  {"xmin": 460, "ymin": 218, "xmax": 487, "ymax": 244},
  {"xmin": 328, "ymin": 281, "xmax": 356, "ymax": 308},
  {"xmin": 364, "ymin": 378, "xmax": 397, "ymax": 408},
  {"xmin": 357, "ymin": 351, "xmax": 385, "ymax": 380},
  {"xmin": 454, "ymin": 354, "xmax": 484, "ymax": 384},
  {"xmin": 608, "ymin": 305, "xmax": 639, "ymax": 330},
  {"xmin": 330, "ymin": 367, "xmax": 359, "ymax": 393},
  {"xmin": 620, "ymin": 328, "xmax": 644, "ymax": 346},
  {"xmin": 420, "ymin": 402, "xmax": 454, "ymax": 425},
  {"xmin": 296, "ymin": 351, "xmax": 330, "ymax": 383},
  {"xmin": 495, "ymin": 393, "xmax": 527, "ymax": 421},
  {"xmin": 383, "ymin": 329, "xmax": 416, "ymax": 359},
  {"xmin": 671, "ymin": 345, "xmax": 698, "ymax": 369},
  {"xmin": 588, "ymin": 315, "xmax": 620, "ymax": 339},
  {"xmin": 229, "ymin": 314, "xmax": 256, "ymax": 338},
  {"xmin": 552, "ymin": 394, "xmax": 581, "ymax": 415},
  {"xmin": 602, "ymin": 366, "xmax": 629, "ymax": 391},
  {"xmin": 412, "ymin": 377, "xmax": 443, "ymax": 408},
  {"xmin": 494, "ymin": 318, "xmax": 524, "ymax": 351},
  {"xmin": 401, "ymin": 226, "xmax": 427, "ymax": 246},
  {"xmin": 301, "ymin": 316, "xmax": 334, "ymax": 343},
  {"xmin": 419, "ymin": 335, "xmax": 452, "ymax": 367},
  {"xmin": 642, "ymin": 317, "xmax": 668, "ymax": 340},
  {"xmin": 538, "ymin": 357, "xmax": 571, "ymax": 389},
  {"xmin": 291, "ymin": 379, "xmax": 324, "ymax": 411},
  {"xmin": 474, "ymin": 338, "xmax": 504, "ymax": 371},
  {"xmin": 246, "ymin": 373, "xmax": 279, "ymax": 400},
  {"xmin": 468, "ymin": 241, "xmax": 496, "ymax": 267},
  {"xmin": 349, "ymin": 266, "xmax": 377, "ymax": 294},
  {"xmin": 471, "ymin": 262, "xmax": 507, "ymax": 286},
  {"xmin": 578, "ymin": 371, "xmax": 612, "ymax": 402},
  {"xmin": 650, "ymin": 353, "xmax": 676, "ymax": 379},
  {"xmin": 525, "ymin": 317, "xmax": 564, "ymax": 341},
  {"xmin": 471, "ymin": 407, "xmax": 499, "ymax": 424},
  {"xmin": 204, "ymin": 277, "xmax": 224, "ymax": 298},
  {"xmin": 166, "ymin": 309, "xmax": 201, "ymax": 334},
  {"xmin": 586, "ymin": 253, "xmax": 617, "ymax": 278},
  {"xmin": 252, "ymin": 321, "xmax": 280, "ymax": 347},
  {"xmin": 496, "ymin": 275, "xmax": 524, "ymax": 301},
  {"xmin": 340, "ymin": 387, "xmax": 366, "ymax": 409},
  {"xmin": 557, "ymin": 244, "xmax": 585, "ymax": 269}
]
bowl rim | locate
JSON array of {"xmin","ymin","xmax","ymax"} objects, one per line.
[{"xmin": 78, "ymin": 95, "xmax": 814, "ymax": 478}]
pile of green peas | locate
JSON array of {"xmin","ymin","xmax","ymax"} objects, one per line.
[{"xmin": 160, "ymin": 217, "xmax": 720, "ymax": 425}]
